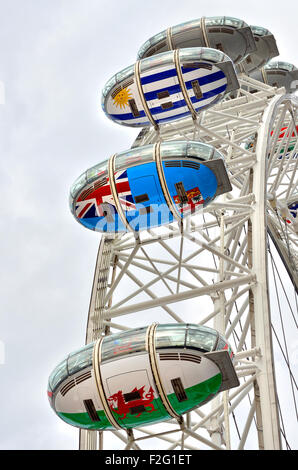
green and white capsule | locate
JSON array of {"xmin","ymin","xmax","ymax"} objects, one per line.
[{"xmin": 48, "ymin": 323, "xmax": 239, "ymax": 430}]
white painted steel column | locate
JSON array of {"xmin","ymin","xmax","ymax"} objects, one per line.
[{"xmin": 250, "ymin": 94, "xmax": 283, "ymax": 449}]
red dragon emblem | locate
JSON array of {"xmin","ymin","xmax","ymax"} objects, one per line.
[{"xmin": 107, "ymin": 385, "xmax": 156, "ymax": 420}]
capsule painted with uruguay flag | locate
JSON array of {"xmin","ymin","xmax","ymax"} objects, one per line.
[
  {"xmin": 47, "ymin": 323, "xmax": 239, "ymax": 430},
  {"xmin": 101, "ymin": 48, "xmax": 239, "ymax": 128}
]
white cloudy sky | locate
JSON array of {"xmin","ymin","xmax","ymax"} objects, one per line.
[{"xmin": 0, "ymin": 0, "xmax": 297, "ymax": 450}]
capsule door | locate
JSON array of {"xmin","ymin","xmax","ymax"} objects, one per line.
[{"xmin": 127, "ymin": 163, "xmax": 174, "ymax": 230}]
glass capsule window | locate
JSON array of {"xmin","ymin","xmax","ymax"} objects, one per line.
[
  {"xmin": 141, "ymin": 51, "xmax": 174, "ymax": 73},
  {"xmin": 160, "ymin": 141, "xmax": 187, "ymax": 159},
  {"xmin": 86, "ymin": 160, "xmax": 108, "ymax": 184},
  {"xmin": 180, "ymin": 47, "xmax": 225, "ymax": 64},
  {"xmin": 138, "ymin": 40, "xmax": 151, "ymax": 59},
  {"xmin": 102, "ymin": 75, "xmax": 116, "ymax": 98},
  {"xmin": 223, "ymin": 17, "xmax": 245, "ymax": 28},
  {"xmin": 186, "ymin": 325, "xmax": 218, "ymax": 352},
  {"xmin": 101, "ymin": 328, "xmax": 147, "ymax": 362},
  {"xmin": 251, "ymin": 26, "xmax": 269, "ymax": 37},
  {"xmin": 205, "ymin": 16, "xmax": 245, "ymax": 29},
  {"xmin": 149, "ymin": 31, "xmax": 167, "ymax": 46},
  {"xmin": 265, "ymin": 61, "xmax": 296, "ymax": 72},
  {"xmin": 116, "ymin": 64, "xmax": 134, "ymax": 84},
  {"xmin": 48, "ymin": 359, "xmax": 68, "ymax": 392},
  {"xmin": 70, "ymin": 172, "xmax": 87, "ymax": 198},
  {"xmin": 186, "ymin": 142, "xmax": 217, "ymax": 161},
  {"xmin": 216, "ymin": 335, "xmax": 228, "ymax": 351},
  {"xmin": 67, "ymin": 343, "xmax": 94, "ymax": 375},
  {"xmin": 172, "ymin": 18, "xmax": 201, "ymax": 36},
  {"xmin": 114, "ymin": 145, "xmax": 154, "ymax": 172},
  {"xmin": 155, "ymin": 324, "xmax": 186, "ymax": 349}
]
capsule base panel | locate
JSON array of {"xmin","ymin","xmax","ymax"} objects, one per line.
[{"xmin": 57, "ymin": 373, "xmax": 222, "ymax": 430}]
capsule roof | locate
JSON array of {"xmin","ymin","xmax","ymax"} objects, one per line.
[
  {"xmin": 237, "ymin": 25, "xmax": 279, "ymax": 74},
  {"xmin": 137, "ymin": 16, "xmax": 256, "ymax": 65},
  {"xmin": 48, "ymin": 323, "xmax": 234, "ymax": 396},
  {"xmin": 248, "ymin": 59, "xmax": 298, "ymax": 93}
]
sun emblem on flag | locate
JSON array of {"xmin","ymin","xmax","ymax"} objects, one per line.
[{"xmin": 113, "ymin": 87, "xmax": 132, "ymax": 109}]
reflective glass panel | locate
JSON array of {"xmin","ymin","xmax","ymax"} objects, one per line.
[
  {"xmin": 223, "ymin": 17, "xmax": 245, "ymax": 28},
  {"xmin": 70, "ymin": 172, "xmax": 87, "ymax": 198},
  {"xmin": 216, "ymin": 335, "xmax": 228, "ymax": 351},
  {"xmin": 186, "ymin": 326, "xmax": 218, "ymax": 352},
  {"xmin": 265, "ymin": 61, "xmax": 296, "ymax": 72},
  {"xmin": 101, "ymin": 328, "xmax": 146, "ymax": 362},
  {"xmin": 86, "ymin": 160, "xmax": 108, "ymax": 183},
  {"xmin": 102, "ymin": 75, "xmax": 116, "ymax": 98},
  {"xmin": 48, "ymin": 359, "xmax": 68, "ymax": 392},
  {"xmin": 155, "ymin": 324, "xmax": 186, "ymax": 349},
  {"xmin": 186, "ymin": 142, "xmax": 216, "ymax": 160},
  {"xmin": 138, "ymin": 40, "xmax": 151, "ymax": 58},
  {"xmin": 205, "ymin": 16, "xmax": 224, "ymax": 26},
  {"xmin": 114, "ymin": 146, "xmax": 154, "ymax": 172},
  {"xmin": 251, "ymin": 26, "xmax": 269, "ymax": 36},
  {"xmin": 141, "ymin": 51, "xmax": 174, "ymax": 72},
  {"xmin": 67, "ymin": 343, "xmax": 94, "ymax": 375},
  {"xmin": 116, "ymin": 64, "xmax": 134, "ymax": 83},
  {"xmin": 172, "ymin": 19, "xmax": 201, "ymax": 36},
  {"xmin": 180, "ymin": 47, "xmax": 224, "ymax": 63},
  {"xmin": 160, "ymin": 141, "xmax": 187, "ymax": 158}
]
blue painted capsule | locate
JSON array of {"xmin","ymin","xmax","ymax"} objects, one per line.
[{"xmin": 69, "ymin": 141, "xmax": 232, "ymax": 233}]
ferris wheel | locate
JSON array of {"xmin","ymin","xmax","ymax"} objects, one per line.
[{"xmin": 48, "ymin": 16, "xmax": 298, "ymax": 451}]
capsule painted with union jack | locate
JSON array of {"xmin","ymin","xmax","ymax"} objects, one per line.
[
  {"xmin": 101, "ymin": 47, "xmax": 239, "ymax": 128},
  {"xmin": 137, "ymin": 16, "xmax": 256, "ymax": 65},
  {"xmin": 69, "ymin": 141, "xmax": 232, "ymax": 233},
  {"xmin": 47, "ymin": 323, "xmax": 239, "ymax": 430}
]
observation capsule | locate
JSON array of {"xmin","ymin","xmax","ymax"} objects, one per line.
[
  {"xmin": 137, "ymin": 16, "xmax": 256, "ymax": 65},
  {"xmin": 237, "ymin": 25, "xmax": 279, "ymax": 74},
  {"xmin": 48, "ymin": 323, "xmax": 239, "ymax": 430},
  {"xmin": 101, "ymin": 47, "xmax": 239, "ymax": 128},
  {"xmin": 69, "ymin": 141, "xmax": 232, "ymax": 233},
  {"xmin": 248, "ymin": 60, "xmax": 298, "ymax": 93}
]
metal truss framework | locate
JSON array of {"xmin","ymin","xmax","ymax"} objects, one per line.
[{"xmin": 79, "ymin": 74, "xmax": 298, "ymax": 450}]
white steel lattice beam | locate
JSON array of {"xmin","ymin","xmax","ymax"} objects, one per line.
[{"xmin": 79, "ymin": 80, "xmax": 297, "ymax": 450}]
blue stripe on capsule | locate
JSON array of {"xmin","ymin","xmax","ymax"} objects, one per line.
[
  {"xmin": 140, "ymin": 67, "xmax": 177, "ymax": 85},
  {"xmin": 108, "ymin": 84, "xmax": 227, "ymax": 122}
]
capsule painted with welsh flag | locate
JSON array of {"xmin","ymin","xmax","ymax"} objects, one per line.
[{"xmin": 47, "ymin": 323, "xmax": 239, "ymax": 430}]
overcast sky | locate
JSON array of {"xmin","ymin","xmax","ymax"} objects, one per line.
[{"xmin": 0, "ymin": 0, "xmax": 297, "ymax": 450}]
